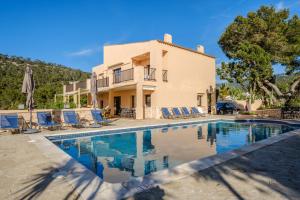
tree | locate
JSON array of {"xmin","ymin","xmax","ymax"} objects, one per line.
[
  {"xmin": 0, "ymin": 54, "xmax": 90, "ymax": 109},
  {"xmin": 218, "ymin": 84, "xmax": 230, "ymax": 100},
  {"xmin": 218, "ymin": 6, "xmax": 300, "ymax": 107}
]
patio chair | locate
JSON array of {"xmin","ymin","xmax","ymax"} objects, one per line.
[
  {"xmin": 62, "ymin": 110, "xmax": 83, "ymax": 127},
  {"xmin": 181, "ymin": 107, "xmax": 193, "ymax": 118},
  {"xmin": 172, "ymin": 107, "xmax": 183, "ymax": 118},
  {"xmin": 198, "ymin": 107, "xmax": 208, "ymax": 116},
  {"xmin": 161, "ymin": 107, "xmax": 174, "ymax": 119},
  {"xmin": 37, "ymin": 111, "xmax": 61, "ymax": 130},
  {"xmin": 91, "ymin": 109, "xmax": 112, "ymax": 125},
  {"xmin": 191, "ymin": 107, "xmax": 205, "ymax": 117},
  {"xmin": 0, "ymin": 113, "xmax": 21, "ymax": 133}
]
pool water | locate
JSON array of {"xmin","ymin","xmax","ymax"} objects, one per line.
[{"xmin": 50, "ymin": 121, "xmax": 297, "ymax": 183}]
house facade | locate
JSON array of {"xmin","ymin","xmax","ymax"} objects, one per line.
[{"xmin": 62, "ymin": 34, "xmax": 216, "ymax": 119}]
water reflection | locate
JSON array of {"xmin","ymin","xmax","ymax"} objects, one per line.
[{"xmin": 53, "ymin": 121, "xmax": 296, "ymax": 183}]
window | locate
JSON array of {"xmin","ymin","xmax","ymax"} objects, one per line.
[
  {"xmin": 131, "ymin": 95, "xmax": 135, "ymax": 108},
  {"xmin": 145, "ymin": 94, "xmax": 151, "ymax": 107},
  {"xmin": 100, "ymin": 100, "xmax": 104, "ymax": 108},
  {"xmin": 113, "ymin": 68, "xmax": 121, "ymax": 83},
  {"xmin": 197, "ymin": 94, "xmax": 203, "ymax": 106},
  {"xmin": 162, "ymin": 70, "xmax": 168, "ymax": 82}
]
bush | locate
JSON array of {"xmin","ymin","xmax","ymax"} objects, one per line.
[{"xmin": 239, "ymin": 111, "xmax": 256, "ymax": 115}]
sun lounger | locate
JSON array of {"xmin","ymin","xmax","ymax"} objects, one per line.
[
  {"xmin": 161, "ymin": 108, "xmax": 174, "ymax": 119},
  {"xmin": 63, "ymin": 110, "xmax": 83, "ymax": 127},
  {"xmin": 63, "ymin": 110, "xmax": 102, "ymax": 128},
  {"xmin": 0, "ymin": 113, "xmax": 21, "ymax": 133},
  {"xmin": 172, "ymin": 107, "xmax": 183, "ymax": 118},
  {"xmin": 37, "ymin": 112, "xmax": 61, "ymax": 130},
  {"xmin": 191, "ymin": 107, "xmax": 205, "ymax": 117},
  {"xmin": 198, "ymin": 107, "xmax": 208, "ymax": 116},
  {"xmin": 91, "ymin": 109, "xmax": 112, "ymax": 125},
  {"xmin": 181, "ymin": 107, "xmax": 193, "ymax": 118}
]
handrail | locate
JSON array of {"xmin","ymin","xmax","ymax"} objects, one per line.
[
  {"xmin": 144, "ymin": 68, "xmax": 156, "ymax": 81},
  {"xmin": 113, "ymin": 68, "xmax": 134, "ymax": 84},
  {"xmin": 97, "ymin": 77, "xmax": 109, "ymax": 88},
  {"xmin": 76, "ymin": 80, "xmax": 87, "ymax": 90}
]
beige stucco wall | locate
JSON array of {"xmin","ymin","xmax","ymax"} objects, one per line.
[
  {"xmin": 87, "ymin": 37, "xmax": 216, "ymax": 119},
  {"xmin": 154, "ymin": 42, "xmax": 215, "ymax": 110},
  {"xmin": 235, "ymin": 100, "xmax": 263, "ymax": 111}
]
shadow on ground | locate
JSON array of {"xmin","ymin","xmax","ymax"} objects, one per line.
[
  {"xmin": 128, "ymin": 134, "xmax": 300, "ymax": 200},
  {"xmin": 13, "ymin": 134, "xmax": 300, "ymax": 200},
  {"xmin": 13, "ymin": 158, "xmax": 112, "ymax": 200}
]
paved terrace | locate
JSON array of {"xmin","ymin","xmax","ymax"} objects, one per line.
[{"xmin": 0, "ymin": 116, "xmax": 299, "ymax": 200}]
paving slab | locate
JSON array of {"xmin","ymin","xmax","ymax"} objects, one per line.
[
  {"xmin": 0, "ymin": 116, "xmax": 299, "ymax": 200},
  {"xmin": 129, "ymin": 134, "xmax": 300, "ymax": 200}
]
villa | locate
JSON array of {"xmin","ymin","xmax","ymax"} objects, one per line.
[{"xmin": 62, "ymin": 34, "xmax": 216, "ymax": 119}]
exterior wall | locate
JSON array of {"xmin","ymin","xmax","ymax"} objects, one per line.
[
  {"xmin": 66, "ymin": 37, "xmax": 216, "ymax": 119},
  {"xmin": 235, "ymin": 100, "xmax": 263, "ymax": 111},
  {"xmin": 153, "ymin": 42, "xmax": 215, "ymax": 118}
]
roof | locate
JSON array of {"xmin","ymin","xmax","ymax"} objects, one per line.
[
  {"xmin": 157, "ymin": 40, "xmax": 215, "ymax": 59},
  {"xmin": 104, "ymin": 39, "xmax": 215, "ymax": 59}
]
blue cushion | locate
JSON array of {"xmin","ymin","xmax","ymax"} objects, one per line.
[
  {"xmin": 91, "ymin": 110, "xmax": 109, "ymax": 123},
  {"xmin": 37, "ymin": 112, "xmax": 57, "ymax": 126},
  {"xmin": 0, "ymin": 114, "xmax": 18, "ymax": 129},
  {"xmin": 182, "ymin": 107, "xmax": 190, "ymax": 115},
  {"xmin": 63, "ymin": 111, "xmax": 79, "ymax": 125},
  {"xmin": 191, "ymin": 107, "xmax": 200, "ymax": 114},
  {"xmin": 161, "ymin": 108, "xmax": 171, "ymax": 118},
  {"xmin": 172, "ymin": 108, "xmax": 181, "ymax": 116}
]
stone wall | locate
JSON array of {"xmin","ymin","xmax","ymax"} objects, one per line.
[
  {"xmin": 254, "ymin": 109, "xmax": 281, "ymax": 118},
  {"xmin": 0, "ymin": 108, "xmax": 94, "ymax": 123}
]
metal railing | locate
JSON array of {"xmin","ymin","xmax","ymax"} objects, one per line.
[
  {"xmin": 66, "ymin": 84, "xmax": 73, "ymax": 92},
  {"xmin": 113, "ymin": 68, "xmax": 134, "ymax": 84},
  {"xmin": 144, "ymin": 68, "xmax": 156, "ymax": 81},
  {"xmin": 97, "ymin": 77, "xmax": 109, "ymax": 88},
  {"xmin": 281, "ymin": 107, "xmax": 300, "ymax": 119},
  {"xmin": 75, "ymin": 80, "xmax": 87, "ymax": 90},
  {"xmin": 162, "ymin": 70, "xmax": 168, "ymax": 82}
]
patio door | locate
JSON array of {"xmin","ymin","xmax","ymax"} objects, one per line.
[{"xmin": 114, "ymin": 96, "xmax": 121, "ymax": 115}]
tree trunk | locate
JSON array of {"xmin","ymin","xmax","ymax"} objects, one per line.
[{"xmin": 257, "ymin": 80, "xmax": 278, "ymax": 103}]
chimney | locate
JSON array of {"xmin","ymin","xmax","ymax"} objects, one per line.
[
  {"xmin": 164, "ymin": 33, "xmax": 172, "ymax": 43},
  {"xmin": 197, "ymin": 45, "xmax": 204, "ymax": 53}
]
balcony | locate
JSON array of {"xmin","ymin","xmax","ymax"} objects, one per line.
[
  {"xmin": 97, "ymin": 77, "xmax": 109, "ymax": 88},
  {"xmin": 144, "ymin": 68, "xmax": 156, "ymax": 81},
  {"xmin": 75, "ymin": 80, "xmax": 87, "ymax": 90},
  {"xmin": 113, "ymin": 68, "xmax": 134, "ymax": 84}
]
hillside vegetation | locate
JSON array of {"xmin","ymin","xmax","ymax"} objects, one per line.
[{"xmin": 0, "ymin": 54, "xmax": 90, "ymax": 109}]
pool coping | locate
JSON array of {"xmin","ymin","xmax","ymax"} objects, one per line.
[{"xmin": 29, "ymin": 119, "xmax": 300, "ymax": 200}]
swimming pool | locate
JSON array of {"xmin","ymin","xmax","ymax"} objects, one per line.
[{"xmin": 48, "ymin": 120, "xmax": 298, "ymax": 183}]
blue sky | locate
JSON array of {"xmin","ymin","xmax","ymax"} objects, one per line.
[{"xmin": 0, "ymin": 0, "xmax": 299, "ymax": 76}]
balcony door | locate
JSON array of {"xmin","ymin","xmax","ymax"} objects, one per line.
[{"xmin": 113, "ymin": 68, "xmax": 121, "ymax": 83}]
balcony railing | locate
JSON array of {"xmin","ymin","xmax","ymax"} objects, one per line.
[
  {"xmin": 113, "ymin": 68, "xmax": 134, "ymax": 84},
  {"xmin": 66, "ymin": 84, "xmax": 73, "ymax": 92},
  {"xmin": 144, "ymin": 68, "xmax": 156, "ymax": 81},
  {"xmin": 162, "ymin": 70, "xmax": 168, "ymax": 82},
  {"xmin": 76, "ymin": 80, "xmax": 87, "ymax": 90},
  {"xmin": 97, "ymin": 77, "xmax": 109, "ymax": 88}
]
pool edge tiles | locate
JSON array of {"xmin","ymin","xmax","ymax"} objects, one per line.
[
  {"xmin": 32, "ymin": 119, "xmax": 300, "ymax": 200},
  {"xmin": 46, "ymin": 118, "xmax": 300, "ymax": 142},
  {"xmin": 45, "ymin": 118, "xmax": 221, "ymax": 141}
]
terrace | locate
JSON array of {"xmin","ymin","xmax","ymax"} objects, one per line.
[{"xmin": 0, "ymin": 115, "xmax": 299, "ymax": 200}]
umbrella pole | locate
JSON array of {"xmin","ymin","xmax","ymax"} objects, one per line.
[{"xmin": 30, "ymin": 108, "xmax": 32, "ymax": 129}]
